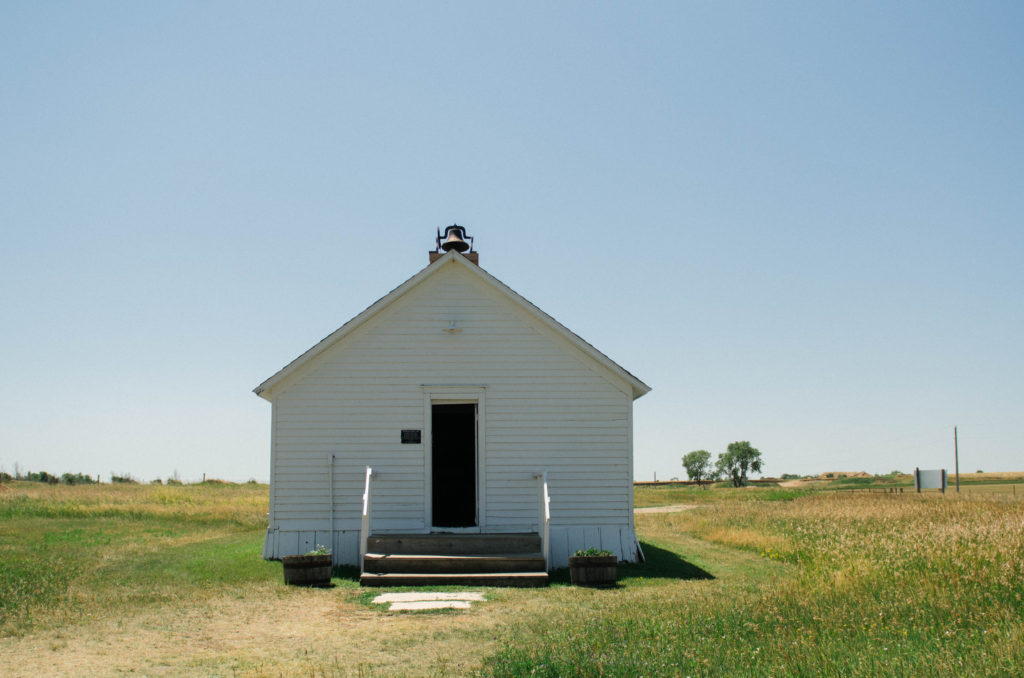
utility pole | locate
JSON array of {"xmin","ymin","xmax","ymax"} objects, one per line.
[{"xmin": 954, "ymin": 426, "xmax": 960, "ymax": 493}]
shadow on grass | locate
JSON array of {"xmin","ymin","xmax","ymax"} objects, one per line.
[
  {"xmin": 548, "ymin": 541, "xmax": 714, "ymax": 586},
  {"xmin": 620, "ymin": 541, "xmax": 714, "ymax": 581},
  {"xmin": 331, "ymin": 565, "xmax": 362, "ymax": 583}
]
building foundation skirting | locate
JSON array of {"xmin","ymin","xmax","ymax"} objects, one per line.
[{"xmin": 261, "ymin": 525, "xmax": 642, "ymax": 568}]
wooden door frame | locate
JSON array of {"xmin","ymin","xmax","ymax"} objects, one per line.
[{"xmin": 422, "ymin": 385, "xmax": 486, "ymax": 532}]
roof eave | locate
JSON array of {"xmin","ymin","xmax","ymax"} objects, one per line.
[
  {"xmin": 253, "ymin": 249, "xmax": 651, "ymax": 401},
  {"xmin": 444, "ymin": 253, "xmax": 652, "ymax": 400},
  {"xmin": 251, "ymin": 250, "xmax": 463, "ymax": 400}
]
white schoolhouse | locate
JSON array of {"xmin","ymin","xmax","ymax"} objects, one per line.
[{"xmin": 255, "ymin": 226, "xmax": 650, "ymax": 584}]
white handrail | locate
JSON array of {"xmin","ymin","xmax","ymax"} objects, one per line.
[
  {"xmin": 360, "ymin": 466, "xmax": 374, "ymax": 572},
  {"xmin": 536, "ymin": 470, "xmax": 551, "ymax": 571}
]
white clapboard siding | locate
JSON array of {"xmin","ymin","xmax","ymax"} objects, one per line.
[{"xmin": 260, "ymin": 254, "xmax": 647, "ymax": 565}]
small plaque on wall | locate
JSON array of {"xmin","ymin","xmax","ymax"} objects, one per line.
[{"xmin": 401, "ymin": 430, "xmax": 422, "ymax": 444}]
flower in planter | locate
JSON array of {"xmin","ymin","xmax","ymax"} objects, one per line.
[{"xmin": 573, "ymin": 548, "xmax": 613, "ymax": 557}]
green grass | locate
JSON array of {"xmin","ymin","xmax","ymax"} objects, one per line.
[
  {"xmin": 3, "ymin": 478, "xmax": 1023, "ymax": 676},
  {"xmin": 954, "ymin": 478, "xmax": 1024, "ymax": 487},
  {"xmin": 633, "ymin": 483, "xmax": 810, "ymax": 507},
  {"xmin": 0, "ymin": 481, "xmax": 277, "ymax": 636},
  {"xmin": 823, "ymin": 475, "xmax": 907, "ymax": 489},
  {"xmin": 633, "ymin": 483, "xmax": 712, "ymax": 507},
  {"xmin": 479, "ymin": 493, "xmax": 1024, "ymax": 677}
]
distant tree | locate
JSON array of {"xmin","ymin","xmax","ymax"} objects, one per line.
[
  {"xmin": 60, "ymin": 472, "xmax": 97, "ymax": 485},
  {"xmin": 780, "ymin": 473, "xmax": 801, "ymax": 480},
  {"xmin": 682, "ymin": 450, "xmax": 713, "ymax": 488},
  {"xmin": 716, "ymin": 441, "xmax": 764, "ymax": 488}
]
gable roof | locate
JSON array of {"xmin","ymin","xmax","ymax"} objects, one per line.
[{"xmin": 253, "ymin": 250, "xmax": 652, "ymax": 400}]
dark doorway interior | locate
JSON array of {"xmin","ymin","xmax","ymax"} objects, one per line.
[{"xmin": 431, "ymin": 403, "xmax": 477, "ymax": 528}]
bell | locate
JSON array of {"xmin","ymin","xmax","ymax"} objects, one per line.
[{"xmin": 440, "ymin": 225, "xmax": 471, "ymax": 253}]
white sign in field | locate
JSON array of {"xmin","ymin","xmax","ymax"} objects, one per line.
[{"xmin": 914, "ymin": 468, "xmax": 947, "ymax": 492}]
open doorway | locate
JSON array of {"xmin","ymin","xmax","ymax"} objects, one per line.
[{"xmin": 431, "ymin": 403, "xmax": 477, "ymax": 528}]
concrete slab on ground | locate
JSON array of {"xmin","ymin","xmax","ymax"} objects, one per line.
[
  {"xmin": 372, "ymin": 592, "xmax": 485, "ymax": 603},
  {"xmin": 389, "ymin": 601, "xmax": 472, "ymax": 611}
]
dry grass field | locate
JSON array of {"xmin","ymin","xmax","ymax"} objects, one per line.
[{"xmin": 2, "ymin": 480, "xmax": 1022, "ymax": 676}]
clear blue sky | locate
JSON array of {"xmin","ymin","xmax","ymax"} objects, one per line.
[{"xmin": 2, "ymin": 2, "xmax": 1021, "ymax": 482}]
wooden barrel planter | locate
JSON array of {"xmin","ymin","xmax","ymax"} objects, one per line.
[
  {"xmin": 569, "ymin": 555, "xmax": 617, "ymax": 587},
  {"xmin": 282, "ymin": 554, "xmax": 333, "ymax": 586}
]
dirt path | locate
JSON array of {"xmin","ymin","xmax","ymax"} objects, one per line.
[
  {"xmin": 634, "ymin": 503, "xmax": 699, "ymax": 514},
  {"xmin": 0, "ymin": 583, "xmax": 508, "ymax": 677}
]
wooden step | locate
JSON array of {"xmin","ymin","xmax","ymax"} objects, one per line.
[
  {"xmin": 359, "ymin": 572, "xmax": 549, "ymax": 587},
  {"xmin": 363, "ymin": 553, "xmax": 545, "ymax": 574},
  {"xmin": 367, "ymin": 533, "xmax": 541, "ymax": 556}
]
